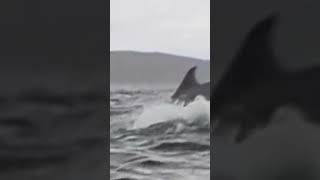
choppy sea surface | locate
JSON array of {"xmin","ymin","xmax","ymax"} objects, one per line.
[
  {"xmin": 110, "ymin": 85, "xmax": 210, "ymax": 180},
  {"xmin": 0, "ymin": 89, "xmax": 106, "ymax": 180}
]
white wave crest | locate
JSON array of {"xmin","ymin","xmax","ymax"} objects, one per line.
[{"xmin": 132, "ymin": 95, "xmax": 210, "ymax": 129}]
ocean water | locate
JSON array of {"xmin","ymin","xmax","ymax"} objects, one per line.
[
  {"xmin": 0, "ymin": 89, "xmax": 107, "ymax": 179},
  {"xmin": 110, "ymin": 86, "xmax": 210, "ymax": 180}
]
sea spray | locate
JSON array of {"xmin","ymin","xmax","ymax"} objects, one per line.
[{"xmin": 133, "ymin": 95, "xmax": 210, "ymax": 129}]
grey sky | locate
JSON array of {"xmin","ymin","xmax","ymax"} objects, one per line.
[{"xmin": 110, "ymin": 0, "xmax": 210, "ymax": 60}]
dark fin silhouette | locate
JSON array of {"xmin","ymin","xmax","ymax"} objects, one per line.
[
  {"xmin": 214, "ymin": 14, "xmax": 280, "ymax": 105},
  {"xmin": 172, "ymin": 66, "xmax": 200, "ymax": 100},
  {"xmin": 212, "ymin": 14, "xmax": 281, "ymax": 143}
]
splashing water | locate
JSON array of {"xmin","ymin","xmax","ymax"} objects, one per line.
[
  {"xmin": 133, "ymin": 95, "xmax": 210, "ymax": 129},
  {"xmin": 110, "ymin": 87, "xmax": 210, "ymax": 180}
]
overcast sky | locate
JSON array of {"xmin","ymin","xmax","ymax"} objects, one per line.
[{"xmin": 110, "ymin": 0, "xmax": 210, "ymax": 60}]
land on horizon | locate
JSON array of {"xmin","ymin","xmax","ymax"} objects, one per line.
[{"xmin": 110, "ymin": 51, "xmax": 210, "ymax": 86}]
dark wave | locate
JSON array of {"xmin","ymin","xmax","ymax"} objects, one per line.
[
  {"xmin": 111, "ymin": 109, "xmax": 133, "ymax": 116},
  {"xmin": 110, "ymin": 90, "xmax": 140, "ymax": 96},
  {"xmin": 110, "ymin": 89, "xmax": 164, "ymax": 97},
  {"xmin": 150, "ymin": 142, "xmax": 209, "ymax": 152},
  {"xmin": 132, "ymin": 121, "xmax": 183, "ymax": 136},
  {"xmin": 114, "ymin": 178, "xmax": 137, "ymax": 180},
  {"xmin": 111, "ymin": 105, "xmax": 142, "ymax": 117},
  {"xmin": 110, "ymin": 98, "xmax": 121, "ymax": 104},
  {"xmin": 138, "ymin": 159, "xmax": 165, "ymax": 167}
]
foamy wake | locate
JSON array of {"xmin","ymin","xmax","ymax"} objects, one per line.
[{"xmin": 132, "ymin": 95, "xmax": 210, "ymax": 129}]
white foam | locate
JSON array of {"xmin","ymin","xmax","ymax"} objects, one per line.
[
  {"xmin": 132, "ymin": 95, "xmax": 210, "ymax": 129},
  {"xmin": 183, "ymin": 96, "xmax": 210, "ymax": 124}
]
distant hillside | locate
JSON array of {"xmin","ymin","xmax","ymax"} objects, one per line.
[{"xmin": 110, "ymin": 51, "xmax": 210, "ymax": 86}]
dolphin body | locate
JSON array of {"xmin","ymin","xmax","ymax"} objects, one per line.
[
  {"xmin": 212, "ymin": 14, "xmax": 284, "ymax": 143},
  {"xmin": 213, "ymin": 14, "xmax": 320, "ymax": 180},
  {"xmin": 214, "ymin": 13, "xmax": 320, "ymax": 144},
  {"xmin": 171, "ymin": 66, "xmax": 210, "ymax": 106}
]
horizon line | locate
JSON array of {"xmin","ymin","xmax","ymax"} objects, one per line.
[{"xmin": 110, "ymin": 50, "xmax": 210, "ymax": 61}]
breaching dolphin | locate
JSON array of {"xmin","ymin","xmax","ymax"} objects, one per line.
[
  {"xmin": 171, "ymin": 66, "xmax": 210, "ymax": 106},
  {"xmin": 214, "ymin": 13, "xmax": 320, "ymax": 143},
  {"xmin": 213, "ymin": 14, "xmax": 320, "ymax": 180},
  {"xmin": 213, "ymin": 14, "xmax": 282, "ymax": 143}
]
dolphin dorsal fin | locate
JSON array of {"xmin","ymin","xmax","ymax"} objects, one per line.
[
  {"xmin": 172, "ymin": 66, "xmax": 200, "ymax": 100},
  {"xmin": 214, "ymin": 14, "xmax": 280, "ymax": 103},
  {"xmin": 179, "ymin": 66, "xmax": 199, "ymax": 90}
]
